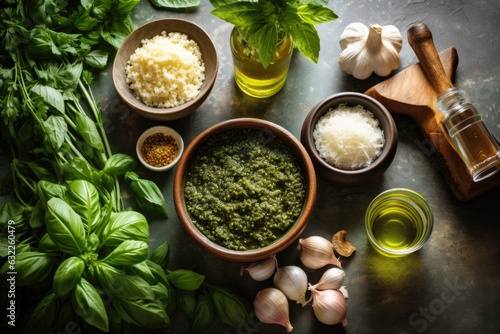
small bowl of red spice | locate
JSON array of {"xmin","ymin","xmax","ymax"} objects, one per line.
[{"xmin": 136, "ymin": 126, "xmax": 184, "ymax": 172}]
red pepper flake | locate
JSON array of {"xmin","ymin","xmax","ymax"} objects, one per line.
[{"xmin": 141, "ymin": 132, "xmax": 179, "ymax": 167}]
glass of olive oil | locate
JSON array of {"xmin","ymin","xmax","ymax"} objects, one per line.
[
  {"xmin": 365, "ymin": 188, "xmax": 433, "ymax": 257},
  {"xmin": 230, "ymin": 27, "xmax": 293, "ymax": 99}
]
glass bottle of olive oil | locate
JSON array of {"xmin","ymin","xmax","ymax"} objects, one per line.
[{"xmin": 230, "ymin": 27, "xmax": 293, "ymax": 99}]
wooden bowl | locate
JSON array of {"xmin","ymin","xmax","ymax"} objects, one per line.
[
  {"xmin": 301, "ymin": 92, "xmax": 398, "ymax": 186},
  {"xmin": 113, "ymin": 19, "xmax": 218, "ymax": 121},
  {"xmin": 174, "ymin": 118, "xmax": 317, "ymax": 262}
]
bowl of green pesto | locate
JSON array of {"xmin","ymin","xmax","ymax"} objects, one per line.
[{"xmin": 174, "ymin": 118, "xmax": 317, "ymax": 262}]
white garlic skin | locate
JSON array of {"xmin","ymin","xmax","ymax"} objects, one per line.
[
  {"xmin": 273, "ymin": 265, "xmax": 310, "ymax": 306},
  {"xmin": 254, "ymin": 288, "xmax": 293, "ymax": 332},
  {"xmin": 338, "ymin": 22, "xmax": 403, "ymax": 80},
  {"xmin": 240, "ymin": 256, "xmax": 277, "ymax": 281},
  {"xmin": 309, "ymin": 267, "xmax": 345, "ymax": 291},
  {"xmin": 310, "ymin": 287, "xmax": 348, "ymax": 326},
  {"xmin": 297, "ymin": 236, "xmax": 342, "ymax": 269}
]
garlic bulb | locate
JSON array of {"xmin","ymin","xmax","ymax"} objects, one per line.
[
  {"xmin": 338, "ymin": 22, "xmax": 403, "ymax": 80},
  {"xmin": 240, "ymin": 256, "xmax": 277, "ymax": 281},
  {"xmin": 310, "ymin": 286, "xmax": 348, "ymax": 326},
  {"xmin": 308, "ymin": 267, "xmax": 345, "ymax": 291},
  {"xmin": 273, "ymin": 265, "xmax": 310, "ymax": 306},
  {"xmin": 297, "ymin": 236, "xmax": 342, "ymax": 269},
  {"xmin": 254, "ymin": 288, "xmax": 293, "ymax": 332}
]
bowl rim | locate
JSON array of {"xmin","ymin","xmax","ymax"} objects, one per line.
[
  {"xmin": 136, "ymin": 125, "xmax": 184, "ymax": 172},
  {"xmin": 112, "ymin": 18, "xmax": 219, "ymax": 120},
  {"xmin": 173, "ymin": 118, "xmax": 317, "ymax": 262},
  {"xmin": 301, "ymin": 92, "xmax": 398, "ymax": 181}
]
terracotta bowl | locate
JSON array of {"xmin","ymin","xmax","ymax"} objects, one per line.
[
  {"xmin": 113, "ymin": 19, "xmax": 218, "ymax": 121},
  {"xmin": 301, "ymin": 92, "xmax": 398, "ymax": 186},
  {"xmin": 174, "ymin": 118, "xmax": 317, "ymax": 262}
]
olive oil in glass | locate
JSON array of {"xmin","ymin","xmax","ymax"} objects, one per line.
[
  {"xmin": 365, "ymin": 189, "xmax": 433, "ymax": 257},
  {"xmin": 230, "ymin": 27, "xmax": 293, "ymax": 98}
]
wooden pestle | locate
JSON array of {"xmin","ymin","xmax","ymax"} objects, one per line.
[{"xmin": 407, "ymin": 23, "xmax": 453, "ymax": 95}]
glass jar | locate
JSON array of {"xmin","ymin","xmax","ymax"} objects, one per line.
[
  {"xmin": 437, "ymin": 87, "xmax": 500, "ymax": 182},
  {"xmin": 230, "ymin": 27, "xmax": 293, "ymax": 98}
]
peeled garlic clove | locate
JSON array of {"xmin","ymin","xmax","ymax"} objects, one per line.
[
  {"xmin": 240, "ymin": 255, "xmax": 277, "ymax": 281},
  {"xmin": 309, "ymin": 267, "xmax": 345, "ymax": 291},
  {"xmin": 254, "ymin": 287, "xmax": 293, "ymax": 332},
  {"xmin": 332, "ymin": 230, "xmax": 356, "ymax": 257},
  {"xmin": 310, "ymin": 286, "xmax": 348, "ymax": 326},
  {"xmin": 297, "ymin": 236, "xmax": 342, "ymax": 269},
  {"xmin": 273, "ymin": 265, "xmax": 310, "ymax": 306}
]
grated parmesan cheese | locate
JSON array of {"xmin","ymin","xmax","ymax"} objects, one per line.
[
  {"xmin": 125, "ymin": 31, "xmax": 205, "ymax": 108},
  {"xmin": 313, "ymin": 104, "xmax": 385, "ymax": 170}
]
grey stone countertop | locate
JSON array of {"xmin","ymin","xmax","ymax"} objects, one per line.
[{"xmin": 91, "ymin": 1, "xmax": 500, "ymax": 333}]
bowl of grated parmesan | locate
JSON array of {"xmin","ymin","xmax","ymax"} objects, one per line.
[
  {"xmin": 300, "ymin": 92, "xmax": 398, "ymax": 186},
  {"xmin": 113, "ymin": 19, "xmax": 218, "ymax": 121}
]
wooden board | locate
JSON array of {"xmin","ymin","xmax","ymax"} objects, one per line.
[{"xmin": 365, "ymin": 47, "xmax": 500, "ymax": 201}]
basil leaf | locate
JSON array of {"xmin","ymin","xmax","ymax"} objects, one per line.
[
  {"xmin": 168, "ymin": 269, "xmax": 204, "ymax": 291},
  {"xmin": 297, "ymin": 3, "xmax": 338, "ymax": 24},
  {"xmin": 73, "ymin": 277, "xmax": 109, "ymax": 332},
  {"xmin": 101, "ymin": 240, "xmax": 149, "ymax": 266},
  {"xmin": 37, "ymin": 180, "xmax": 66, "ymax": 203},
  {"xmin": 66, "ymin": 179, "xmax": 101, "ymax": 231},
  {"xmin": 74, "ymin": 112, "xmax": 105, "ymax": 154},
  {"xmin": 112, "ymin": 297, "xmax": 170, "ymax": 329},
  {"xmin": 179, "ymin": 290, "xmax": 197, "ymax": 318},
  {"xmin": 84, "ymin": 49, "xmax": 108, "ymax": 69},
  {"xmin": 150, "ymin": 0, "xmax": 201, "ymax": 9},
  {"xmin": 289, "ymin": 22, "xmax": 320, "ymax": 63},
  {"xmin": 125, "ymin": 172, "xmax": 168, "ymax": 218},
  {"xmin": 53, "ymin": 256, "xmax": 86, "ymax": 296},
  {"xmin": 45, "ymin": 197, "xmax": 86, "ymax": 255},
  {"xmin": 211, "ymin": 2, "xmax": 262, "ymax": 27},
  {"xmin": 103, "ymin": 153, "xmax": 136, "ymax": 176},
  {"xmin": 129, "ymin": 261, "xmax": 157, "ymax": 285},
  {"xmin": 151, "ymin": 282, "xmax": 170, "ymax": 306},
  {"xmin": 22, "ymin": 292, "xmax": 58, "ymax": 333},
  {"xmin": 257, "ymin": 23, "xmax": 278, "ymax": 69},
  {"xmin": 42, "ymin": 115, "xmax": 68, "ymax": 151},
  {"xmin": 29, "ymin": 200, "xmax": 45, "ymax": 228},
  {"xmin": 95, "ymin": 262, "xmax": 154, "ymax": 300},
  {"xmin": 0, "ymin": 251, "xmax": 55, "ymax": 286},
  {"xmin": 146, "ymin": 259, "xmax": 170, "ymax": 287},
  {"xmin": 31, "ymin": 84, "xmax": 65, "ymax": 114},
  {"xmin": 210, "ymin": 285, "xmax": 252, "ymax": 329},
  {"xmin": 191, "ymin": 293, "xmax": 215, "ymax": 333},
  {"xmin": 149, "ymin": 241, "xmax": 170, "ymax": 267},
  {"xmin": 38, "ymin": 233, "xmax": 59, "ymax": 253},
  {"xmin": 100, "ymin": 211, "xmax": 149, "ymax": 247}
]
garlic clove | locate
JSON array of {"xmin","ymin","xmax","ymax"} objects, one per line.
[
  {"xmin": 254, "ymin": 287, "xmax": 293, "ymax": 332},
  {"xmin": 240, "ymin": 255, "xmax": 277, "ymax": 281},
  {"xmin": 273, "ymin": 265, "xmax": 310, "ymax": 306},
  {"xmin": 297, "ymin": 236, "xmax": 342, "ymax": 269},
  {"xmin": 308, "ymin": 267, "xmax": 345, "ymax": 291},
  {"xmin": 310, "ymin": 286, "xmax": 348, "ymax": 326},
  {"xmin": 339, "ymin": 285, "xmax": 349, "ymax": 299}
]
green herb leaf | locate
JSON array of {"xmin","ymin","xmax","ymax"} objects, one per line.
[
  {"xmin": 130, "ymin": 261, "xmax": 158, "ymax": 285},
  {"xmin": 84, "ymin": 50, "xmax": 109, "ymax": 69},
  {"xmin": 257, "ymin": 23, "xmax": 278, "ymax": 69},
  {"xmin": 168, "ymin": 269, "xmax": 205, "ymax": 290},
  {"xmin": 0, "ymin": 251, "xmax": 55, "ymax": 286},
  {"xmin": 150, "ymin": 0, "xmax": 201, "ymax": 9},
  {"xmin": 210, "ymin": 285, "xmax": 252, "ymax": 329},
  {"xmin": 100, "ymin": 211, "xmax": 149, "ymax": 247},
  {"xmin": 66, "ymin": 179, "xmax": 101, "ymax": 231},
  {"xmin": 31, "ymin": 84, "xmax": 65, "ymax": 114},
  {"xmin": 289, "ymin": 22, "xmax": 321, "ymax": 63},
  {"xmin": 45, "ymin": 198, "xmax": 86, "ymax": 256},
  {"xmin": 38, "ymin": 233, "xmax": 59, "ymax": 253},
  {"xmin": 101, "ymin": 240, "xmax": 149, "ymax": 266},
  {"xmin": 112, "ymin": 297, "xmax": 170, "ymax": 329},
  {"xmin": 149, "ymin": 241, "xmax": 170, "ymax": 267},
  {"xmin": 125, "ymin": 171, "xmax": 168, "ymax": 218},
  {"xmin": 296, "ymin": 3, "xmax": 338, "ymax": 24},
  {"xmin": 211, "ymin": 2, "xmax": 262, "ymax": 27},
  {"xmin": 191, "ymin": 293, "xmax": 215, "ymax": 333},
  {"xmin": 95, "ymin": 262, "xmax": 155, "ymax": 300},
  {"xmin": 53, "ymin": 256, "xmax": 86, "ymax": 296},
  {"xmin": 42, "ymin": 115, "xmax": 68, "ymax": 151},
  {"xmin": 73, "ymin": 277, "xmax": 109, "ymax": 332},
  {"xmin": 74, "ymin": 112, "xmax": 105, "ymax": 154},
  {"xmin": 103, "ymin": 153, "xmax": 137, "ymax": 176},
  {"xmin": 22, "ymin": 293, "xmax": 58, "ymax": 334},
  {"xmin": 179, "ymin": 290, "xmax": 197, "ymax": 318}
]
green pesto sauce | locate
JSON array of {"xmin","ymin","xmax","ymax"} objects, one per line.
[{"xmin": 184, "ymin": 128, "xmax": 307, "ymax": 251}]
